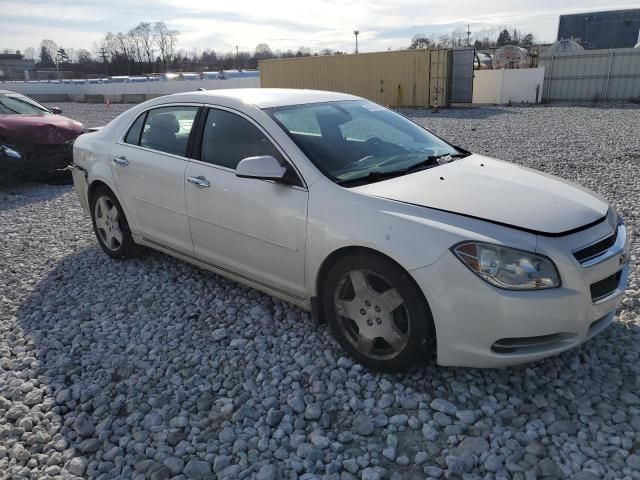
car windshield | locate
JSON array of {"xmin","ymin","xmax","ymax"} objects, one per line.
[
  {"xmin": 0, "ymin": 94, "xmax": 51, "ymax": 115},
  {"xmin": 264, "ymin": 100, "xmax": 463, "ymax": 185}
]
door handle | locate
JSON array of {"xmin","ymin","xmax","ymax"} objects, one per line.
[
  {"xmin": 187, "ymin": 175, "xmax": 210, "ymax": 188},
  {"xmin": 113, "ymin": 156, "xmax": 129, "ymax": 166}
]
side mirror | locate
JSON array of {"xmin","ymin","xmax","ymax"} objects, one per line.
[
  {"xmin": 236, "ymin": 155, "xmax": 287, "ymax": 182},
  {"xmin": 50, "ymin": 107, "xmax": 63, "ymax": 114}
]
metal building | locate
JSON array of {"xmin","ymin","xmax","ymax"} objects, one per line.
[
  {"xmin": 539, "ymin": 48, "xmax": 640, "ymax": 102},
  {"xmin": 0, "ymin": 54, "xmax": 36, "ymax": 81},
  {"xmin": 259, "ymin": 48, "xmax": 475, "ymax": 108},
  {"xmin": 558, "ymin": 9, "xmax": 640, "ymax": 50}
]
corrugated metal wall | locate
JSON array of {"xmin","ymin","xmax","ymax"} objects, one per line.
[
  {"xmin": 540, "ymin": 48, "xmax": 640, "ymax": 102},
  {"xmin": 259, "ymin": 49, "xmax": 451, "ymax": 107}
]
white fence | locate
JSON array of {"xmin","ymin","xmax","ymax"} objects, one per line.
[
  {"xmin": 539, "ymin": 48, "xmax": 640, "ymax": 102},
  {"xmin": 1, "ymin": 77, "xmax": 260, "ymax": 102},
  {"xmin": 472, "ymin": 68, "xmax": 545, "ymax": 105}
]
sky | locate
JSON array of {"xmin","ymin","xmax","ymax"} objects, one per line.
[{"xmin": 0, "ymin": 0, "xmax": 638, "ymax": 56}]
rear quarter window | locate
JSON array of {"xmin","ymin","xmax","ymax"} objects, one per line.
[{"xmin": 124, "ymin": 113, "xmax": 146, "ymax": 145}]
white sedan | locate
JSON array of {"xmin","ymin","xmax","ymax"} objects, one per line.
[{"xmin": 71, "ymin": 88, "xmax": 629, "ymax": 372}]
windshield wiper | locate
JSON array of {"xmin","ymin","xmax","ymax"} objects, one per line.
[
  {"xmin": 336, "ymin": 169, "xmax": 407, "ymax": 186},
  {"xmin": 404, "ymin": 152, "xmax": 470, "ymax": 173},
  {"xmin": 337, "ymin": 151, "xmax": 472, "ymax": 187}
]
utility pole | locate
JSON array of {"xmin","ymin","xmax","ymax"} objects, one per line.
[
  {"xmin": 466, "ymin": 24, "xmax": 471, "ymax": 46},
  {"xmin": 236, "ymin": 45, "xmax": 239, "ymax": 70},
  {"xmin": 354, "ymin": 30, "xmax": 360, "ymax": 54},
  {"xmin": 98, "ymin": 47, "xmax": 109, "ymax": 75}
]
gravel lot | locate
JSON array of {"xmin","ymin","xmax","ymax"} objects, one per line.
[{"xmin": 1, "ymin": 101, "xmax": 639, "ymax": 480}]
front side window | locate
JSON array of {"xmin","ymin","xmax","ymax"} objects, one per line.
[
  {"xmin": 265, "ymin": 100, "xmax": 463, "ymax": 185},
  {"xmin": 0, "ymin": 94, "xmax": 51, "ymax": 115},
  {"xmin": 201, "ymin": 109, "xmax": 284, "ymax": 170},
  {"xmin": 138, "ymin": 106, "xmax": 199, "ymax": 157}
]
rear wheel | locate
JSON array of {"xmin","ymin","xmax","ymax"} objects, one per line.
[
  {"xmin": 322, "ymin": 251, "xmax": 435, "ymax": 373},
  {"xmin": 90, "ymin": 186, "xmax": 142, "ymax": 259}
]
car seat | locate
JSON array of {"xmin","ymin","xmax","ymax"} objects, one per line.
[{"xmin": 141, "ymin": 113, "xmax": 181, "ymax": 155}]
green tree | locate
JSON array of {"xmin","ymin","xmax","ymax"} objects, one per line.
[
  {"xmin": 56, "ymin": 48, "xmax": 70, "ymax": 65},
  {"xmin": 521, "ymin": 33, "xmax": 535, "ymax": 48},
  {"xmin": 38, "ymin": 45, "xmax": 55, "ymax": 67},
  {"xmin": 496, "ymin": 29, "xmax": 512, "ymax": 46}
]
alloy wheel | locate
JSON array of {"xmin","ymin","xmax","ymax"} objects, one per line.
[
  {"xmin": 333, "ymin": 269, "xmax": 410, "ymax": 360},
  {"xmin": 94, "ymin": 195, "xmax": 123, "ymax": 251}
]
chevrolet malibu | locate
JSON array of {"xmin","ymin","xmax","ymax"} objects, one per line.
[{"xmin": 71, "ymin": 89, "xmax": 630, "ymax": 372}]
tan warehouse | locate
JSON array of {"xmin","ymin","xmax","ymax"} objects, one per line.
[{"xmin": 259, "ymin": 48, "xmax": 472, "ymax": 108}]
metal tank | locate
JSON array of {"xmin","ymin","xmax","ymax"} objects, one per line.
[
  {"xmin": 547, "ymin": 39, "xmax": 585, "ymax": 55},
  {"xmin": 474, "ymin": 52, "xmax": 493, "ymax": 70},
  {"xmin": 493, "ymin": 45, "xmax": 529, "ymax": 69}
]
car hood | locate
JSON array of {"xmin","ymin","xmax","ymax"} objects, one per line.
[
  {"xmin": 352, "ymin": 154, "xmax": 609, "ymax": 236},
  {"xmin": 0, "ymin": 114, "xmax": 84, "ymax": 145}
]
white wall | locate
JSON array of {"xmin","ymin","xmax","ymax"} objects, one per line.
[
  {"xmin": 472, "ymin": 67, "xmax": 545, "ymax": 105},
  {"xmin": 1, "ymin": 77, "xmax": 260, "ymax": 97}
]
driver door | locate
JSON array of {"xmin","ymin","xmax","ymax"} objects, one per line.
[{"xmin": 185, "ymin": 107, "xmax": 308, "ymax": 298}]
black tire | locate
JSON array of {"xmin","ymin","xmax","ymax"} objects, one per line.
[
  {"xmin": 322, "ymin": 251, "xmax": 436, "ymax": 373},
  {"xmin": 89, "ymin": 186, "xmax": 142, "ymax": 259}
]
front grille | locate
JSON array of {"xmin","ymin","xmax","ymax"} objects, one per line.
[
  {"xmin": 590, "ymin": 270, "xmax": 622, "ymax": 302},
  {"xmin": 574, "ymin": 231, "xmax": 617, "ymax": 263}
]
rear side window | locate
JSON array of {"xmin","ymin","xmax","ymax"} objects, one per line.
[
  {"xmin": 201, "ymin": 109, "xmax": 284, "ymax": 170},
  {"xmin": 137, "ymin": 106, "xmax": 199, "ymax": 157},
  {"xmin": 124, "ymin": 113, "xmax": 145, "ymax": 145}
]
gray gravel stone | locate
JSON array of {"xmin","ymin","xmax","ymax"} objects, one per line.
[
  {"xmin": 627, "ymin": 454, "xmax": 640, "ymax": 470},
  {"xmin": 548, "ymin": 420, "xmax": 577, "ymax": 436},
  {"xmin": 539, "ymin": 458, "xmax": 564, "ymax": 477},
  {"xmin": 256, "ymin": 464, "xmax": 277, "ymax": 480},
  {"xmin": 430, "ymin": 398, "xmax": 457, "ymax": 415},
  {"xmin": 361, "ymin": 467, "xmax": 381, "ymax": 480},
  {"xmin": 66, "ymin": 457, "xmax": 88, "ymax": 476},
  {"xmin": 183, "ymin": 458, "xmax": 211, "ymax": 479},
  {"xmin": 163, "ymin": 457, "xmax": 185, "ymax": 475},
  {"xmin": 353, "ymin": 414, "xmax": 375, "ymax": 436}
]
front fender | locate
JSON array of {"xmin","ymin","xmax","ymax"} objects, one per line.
[{"xmin": 305, "ymin": 178, "xmax": 537, "ymax": 297}]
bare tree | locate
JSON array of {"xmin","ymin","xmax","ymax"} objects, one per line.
[
  {"xmin": 131, "ymin": 22, "xmax": 154, "ymax": 71},
  {"xmin": 23, "ymin": 47, "xmax": 37, "ymax": 60},
  {"xmin": 153, "ymin": 22, "xmax": 179, "ymax": 69},
  {"xmin": 75, "ymin": 49, "xmax": 92, "ymax": 64},
  {"xmin": 409, "ymin": 34, "xmax": 434, "ymax": 49},
  {"xmin": 254, "ymin": 43, "xmax": 273, "ymax": 60}
]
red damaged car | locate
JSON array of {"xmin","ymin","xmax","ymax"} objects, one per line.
[{"xmin": 0, "ymin": 90, "xmax": 84, "ymax": 181}]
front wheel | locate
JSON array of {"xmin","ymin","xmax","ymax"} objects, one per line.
[
  {"xmin": 90, "ymin": 186, "xmax": 142, "ymax": 259},
  {"xmin": 322, "ymin": 252, "xmax": 436, "ymax": 373}
]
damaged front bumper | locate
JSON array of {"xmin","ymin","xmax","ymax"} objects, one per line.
[{"xmin": 0, "ymin": 140, "xmax": 74, "ymax": 177}]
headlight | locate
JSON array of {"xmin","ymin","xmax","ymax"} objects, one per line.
[
  {"xmin": 452, "ymin": 242, "xmax": 561, "ymax": 290},
  {"xmin": 1, "ymin": 144, "xmax": 22, "ymax": 160}
]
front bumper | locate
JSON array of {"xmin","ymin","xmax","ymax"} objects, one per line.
[
  {"xmin": 0, "ymin": 141, "xmax": 73, "ymax": 176},
  {"xmin": 412, "ymin": 220, "xmax": 630, "ymax": 368}
]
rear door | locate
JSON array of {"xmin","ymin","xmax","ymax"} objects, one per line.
[
  {"xmin": 110, "ymin": 105, "xmax": 200, "ymax": 254},
  {"xmin": 184, "ymin": 107, "xmax": 308, "ymax": 297}
]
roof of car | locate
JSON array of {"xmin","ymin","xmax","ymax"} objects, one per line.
[{"xmin": 173, "ymin": 88, "xmax": 360, "ymax": 108}]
